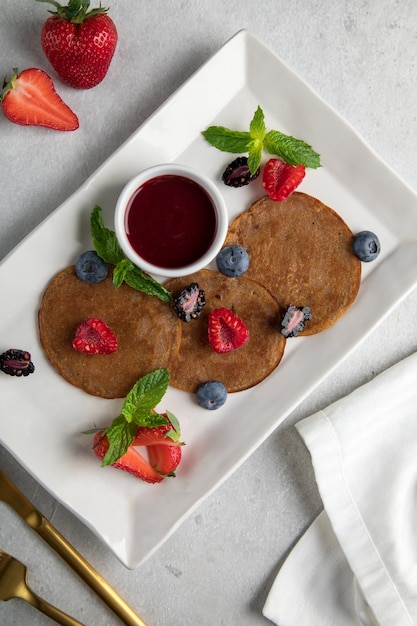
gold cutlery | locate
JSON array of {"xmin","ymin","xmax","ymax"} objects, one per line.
[
  {"xmin": 0, "ymin": 550, "xmax": 84, "ymax": 625},
  {"xmin": 0, "ymin": 470, "xmax": 148, "ymax": 626}
]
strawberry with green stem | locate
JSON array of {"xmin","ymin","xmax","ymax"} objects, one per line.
[
  {"xmin": 1, "ymin": 68, "xmax": 79, "ymax": 131},
  {"xmin": 36, "ymin": 0, "xmax": 118, "ymax": 89},
  {"xmin": 89, "ymin": 369, "xmax": 184, "ymax": 483}
]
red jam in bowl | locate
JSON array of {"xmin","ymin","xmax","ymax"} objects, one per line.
[{"xmin": 125, "ymin": 174, "xmax": 218, "ymax": 269}]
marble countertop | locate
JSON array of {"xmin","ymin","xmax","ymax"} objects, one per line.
[{"xmin": 1, "ymin": 1, "xmax": 417, "ymax": 624}]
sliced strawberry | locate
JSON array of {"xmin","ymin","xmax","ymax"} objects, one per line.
[
  {"xmin": 133, "ymin": 425, "xmax": 177, "ymax": 447},
  {"xmin": 147, "ymin": 444, "xmax": 182, "ymax": 477},
  {"xmin": 208, "ymin": 307, "xmax": 249, "ymax": 354},
  {"xmin": 133, "ymin": 418, "xmax": 183, "ymax": 476},
  {"xmin": 93, "ymin": 431, "xmax": 164, "ymax": 484},
  {"xmin": 72, "ymin": 318, "xmax": 117, "ymax": 354},
  {"xmin": 1, "ymin": 68, "xmax": 79, "ymax": 131},
  {"xmin": 262, "ymin": 158, "xmax": 306, "ymax": 201}
]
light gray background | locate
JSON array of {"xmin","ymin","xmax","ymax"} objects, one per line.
[{"xmin": 1, "ymin": 1, "xmax": 416, "ymax": 624}]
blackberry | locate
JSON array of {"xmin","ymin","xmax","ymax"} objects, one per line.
[
  {"xmin": 173, "ymin": 283, "xmax": 206, "ymax": 322},
  {"xmin": 281, "ymin": 305, "xmax": 312, "ymax": 338},
  {"xmin": 222, "ymin": 156, "xmax": 260, "ymax": 188},
  {"xmin": 196, "ymin": 381, "xmax": 227, "ymax": 410},
  {"xmin": 216, "ymin": 245, "xmax": 249, "ymax": 277},
  {"xmin": 0, "ymin": 349, "xmax": 35, "ymax": 377},
  {"xmin": 75, "ymin": 250, "xmax": 109, "ymax": 284}
]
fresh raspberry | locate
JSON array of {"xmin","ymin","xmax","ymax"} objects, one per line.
[
  {"xmin": 72, "ymin": 318, "xmax": 117, "ymax": 354},
  {"xmin": 262, "ymin": 158, "xmax": 306, "ymax": 201},
  {"xmin": 208, "ymin": 307, "xmax": 249, "ymax": 354}
]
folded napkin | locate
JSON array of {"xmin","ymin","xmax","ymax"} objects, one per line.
[{"xmin": 264, "ymin": 351, "xmax": 417, "ymax": 626}]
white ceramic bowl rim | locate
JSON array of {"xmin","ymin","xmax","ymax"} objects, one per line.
[{"xmin": 114, "ymin": 163, "xmax": 229, "ymax": 278}]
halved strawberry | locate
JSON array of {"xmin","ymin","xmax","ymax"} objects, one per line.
[
  {"xmin": 262, "ymin": 158, "xmax": 305, "ymax": 201},
  {"xmin": 133, "ymin": 425, "xmax": 178, "ymax": 447},
  {"xmin": 208, "ymin": 307, "xmax": 250, "ymax": 354},
  {"xmin": 147, "ymin": 444, "xmax": 182, "ymax": 477},
  {"xmin": 133, "ymin": 416, "xmax": 183, "ymax": 476},
  {"xmin": 93, "ymin": 431, "xmax": 164, "ymax": 484},
  {"xmin": 1, "ymin": 68, "xmax": 79, "ymax": 131},
  {"xmin": 72, "ymin": 318, "xmax": 117, "ymax": 354}
]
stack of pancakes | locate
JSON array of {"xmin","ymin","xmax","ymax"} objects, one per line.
[{"xmin": 38, "ymin": 193, "xmax": 361, "ymax": 398}]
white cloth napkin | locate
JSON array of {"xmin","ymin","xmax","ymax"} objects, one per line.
[{"xmin": 263, "ymin": 351, "xmax": 417, "ymax": 626}]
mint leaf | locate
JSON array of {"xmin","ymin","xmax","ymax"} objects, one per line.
[
  {"xmin": 112, "ymin": 258, "xmax": 131, "ymax": 288},
  {"xmin": 249, "ymin": 105, "xmax": 266, "ymax": 141},
  {"xmin": 201, "ymin": 127, "xmax": 251, "ymax": 153},
  {"xmin": 247, "ymin": 138, "xmax": 263, "ymax": 176},
  {"xmin": 97, "ymin": 368, "xmax": 172, "ymax": 466},
  {"xmin": 90, "ymin": 206, "xmax": 172, "ymax": 302},
  {"xmin": 202, "ymin": 105, "xmax": 321, "ymax": 170},
  {"xmin": 101, "ymin": 416, "xmax": 137, "ymax": 467},
  {"xmin": 121, "ymin": 369, "xmax": 170, "ymax": 425},
  {"xmin": 123, "ymin": 264, "xmax": 172, "ymax": 302},
  {"xmin": 90, "ymin": 205, "xmax": 124, "ymax": 265},
  {"xmin": 264, "ymin": 130, "xmax": 321, "ymax": 169},
  {"xmin": 165, "ymin": 410, "xmax": 182, "ymax": 442},
  {"xmin": 246, "ymin": 106, "xmax": 266, "ymax": 174}
]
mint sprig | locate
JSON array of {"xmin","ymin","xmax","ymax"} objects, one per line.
[
  {"xmin": 90, "ymin": 205, "xmax": 172, "ymax": 302},
  {"xmin": 202, "ymin": 105, "xmax": 321, "ymax": 175},
  {"xmin": 99, "ymin": 368, "xmax": 176, "ymax": 466}
]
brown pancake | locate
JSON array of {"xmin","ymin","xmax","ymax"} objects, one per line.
[
  {"xmin": 38, "ymin": 266, "xmax": 182, "ymax": 398},
  {"xmin": 224, "ymin": 193, "xmax": 361, "ymax": 334},
  {"xmin": 164, "ymin": 270, "xmax": 286, "ymax": 393}
]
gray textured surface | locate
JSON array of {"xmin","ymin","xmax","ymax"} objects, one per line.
[{"xmin": 1, "ymin": 1, "xmax": 417, "ymax": 624}]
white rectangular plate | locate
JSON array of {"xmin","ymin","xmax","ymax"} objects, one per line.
[{"xmin": 1, "ymin": 30, "xmax": 417, "ymax": 569}]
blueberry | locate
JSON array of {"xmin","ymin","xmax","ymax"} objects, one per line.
[
  {"xmin": 352, "ymin": 231, "xmax": 381, "ymax": 262},
  {"xmin": 196, "ymin": 381, "xmax": 227, "ymax": 410},
  {"xmin": 75, "ymin": 250, "xmax": 109, "ymax": 283},
  {"xmin": 216, "ymin": 246, "xmax": 249, "ymax": 277}
]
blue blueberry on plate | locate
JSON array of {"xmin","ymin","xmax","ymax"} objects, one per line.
[
  {"xmin": 352, "ymin": 231, "xmax": 381, "ymax": 262},
  {"xmin": 75, "ymin": 250, "xmax": 109, "ymax": 283},
  {"xmin": 196, "ymin": 381, "xmax": 227, "ymax": 410},
  {"xmin": 216, "ymin": 245, "xmax": 250, "ymax": 277}
]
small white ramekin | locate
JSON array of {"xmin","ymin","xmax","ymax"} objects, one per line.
[{"xmin": 114, "ymin": 163, "xmax": 228, "ymax": 278}]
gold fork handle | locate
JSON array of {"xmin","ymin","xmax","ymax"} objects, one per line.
[
  {"xmin": 28, "ymin": 511, "xmax": 147, "ymax": 626},
  {"xmin": 22, "ymin": 586, "xmax": 85, "ymax": 626}
]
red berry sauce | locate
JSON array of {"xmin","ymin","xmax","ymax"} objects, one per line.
[{"xmin": 125, "ymin": 175, "xmax": 218, "ymax": 269}]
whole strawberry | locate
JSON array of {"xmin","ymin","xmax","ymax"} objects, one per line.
[{"xmin": 36, "ymin": 0, "xmax": 118, "ymax": 89}]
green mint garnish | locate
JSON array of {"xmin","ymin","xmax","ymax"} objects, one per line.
[
  {"xmin": 90, "ymin": 204, "xmax": 124, "ymax": 265},
  {"xmin": 201, "ymin": 127, "xmax": 251, "ymax": 154},
  {"xmin": 120, "ymin": 367, "xmax": 170, "ymax": 424},
  {"xmin": 90, "ymin": 205, "xmax": 172, "ymax": 302},
  {"xmin": 100, "ymin": 368, "xmax": 177, "ymax": 466},
  {"xmin": 202, "ymin": 105, "xmax": 321, "ymax": 175},
  {"xmin": 263, "ymin": 130, "xmax": 321, "ymax": 169},
  {"xmin": 102, "ymin": 416, "xmax": 138, "ymax": 467},
  {"xmin": 164, "ymin": 410, "xmax": 182, "ymax": 443}
]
